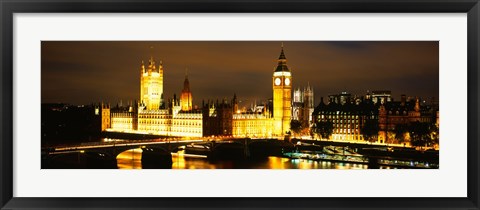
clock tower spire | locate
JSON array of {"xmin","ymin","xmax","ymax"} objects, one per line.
[{"xmin": 272, "ymin": 43, "xmax": 292, "ymax": 137}]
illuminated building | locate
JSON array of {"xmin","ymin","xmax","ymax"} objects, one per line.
[
  {"xmin": 272, "ymin": 43, "xmax": 292, "ymax": 136},
  {"xmin": 108, "ymin": 57, "xmax": 203, "ymax": 137},
  {"xmin": 110, "ymin": 105, "xmax": 136, "ymax": 131},
  {"xmin": 228, "ymin": 44, "xmax": 294, "ymax": 138},
  {"xmin": 180, "ymin": 71, "xmax": 193, "ymax": 111},
  {"xmin": 140, "ymin": 57, "xmax": 164, "ymax": 110},
  {"xmin": 106, "ymin": 44, "xmax": 295, "ymax": 138},
  {"xmin": 232, "ymin": 98, "xmax": 274, "ymax": 138}
]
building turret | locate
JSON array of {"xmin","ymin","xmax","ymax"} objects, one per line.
[
  {"xmin": 99, "ymin": 102, "xmax": 111, "ymax": 131},
  {"xmin": 140, "ymin": 60, "xmax": 145, "ymax": 75},
  {"xmin": 180, "ymin": 68, "xmax": 193, "ymax": 111},
  {"xmin": 232, "ymin": 93, "xmax": 239, "ymax": 113},
  {"xmin": 414, "ymin": 97, "xmax": 420, "ymax": 112},
  {"xmin": 140, "ymin": 55, "xmax": 164, "ymax": 110}
]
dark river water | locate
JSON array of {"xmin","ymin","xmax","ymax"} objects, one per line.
[{"xmin": 116, "ymin": 149, "xmax": 375, "ymax": 169}]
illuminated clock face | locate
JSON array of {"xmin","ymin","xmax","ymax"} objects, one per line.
[
  {"xmin": 285, "ymin": 78, "xmax": 291, "ymax": 86},
  {"xmin": 274, "ymin": 78, "xmax": 281, "ymax": 86}
]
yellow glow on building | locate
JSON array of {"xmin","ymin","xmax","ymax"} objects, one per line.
[
  {"xmin": 107, "ymin": 45, "xmax": 293, "ymax": 139},
  {"xmin": 100, "ymin": 103, "xmax": 111, "ymax": 131},
  {"xmin": 272, "ymin": 44, "xmax": 292, "ymax": 136},
  {"xmin": 111, "ymin": 112, "xmax": 134, "ymax": 131},
  {"xmin": 232, "ymin": 114, "xmax": 274, "ymax": 138},
  {"xmin": 140, "ymin": 58, "xmax": 164, "ymax": 110},
  {"xmin": 180, "ymin": 73, "xmax": 193, "ymax": 111}
]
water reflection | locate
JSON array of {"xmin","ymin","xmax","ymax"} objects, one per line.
[
  {"xmin": 117, "ymin": 148, "xmax": 143, "ymax": 169},
  {"xmin": 117, "ymin": 149, "xmax": 368, "ymax": 169}
]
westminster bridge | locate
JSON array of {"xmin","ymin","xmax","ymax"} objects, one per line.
[{"xmin": 41, "ymin": 138, "xmax": 439, "ymax": 169}]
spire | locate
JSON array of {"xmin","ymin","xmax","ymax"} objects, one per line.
[
  {"xmin": 414, "ymin": 97, "xmax": 420, "ymax": 112},
  {"xmin": 140, "ymin": 60, "xmax": 145, "ymax": 74},
  {"xmin": 158, "ymin": 60, "xmax": 163, "ymax": 74},
  {"xmin": 275, "ymin": 42, "xmax": 290, "ymax": 72},
  {"xmin": 233, "ymin": 93, "xmax": 238, "ymax": 103},
  {"xmin": 279, "ymin": 42, "xmax": 286, "ymax": 60},
  {"xmin": 148, "ymin": 46, "xmax": 155, "ymax": 70},
  {"xmin": 183, "ymin": 67, "xmax": 190, "ymax": 92},
  {"xmin": 147, "ymin": 55, "xmax": 155, "ymax": 73}
]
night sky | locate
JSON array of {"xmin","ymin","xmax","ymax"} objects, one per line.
[{"xmin": 41, "ymin": 41, "xmax": 439, "ymax": 108}]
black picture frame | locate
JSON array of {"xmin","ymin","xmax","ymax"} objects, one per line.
[{"xmin": 1, "ymin": 0, "xmax": 479, "ymax": 209}]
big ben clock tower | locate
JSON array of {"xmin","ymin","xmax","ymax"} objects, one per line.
[{"xmin": 273, "ymin": 43, "xmax": 292, "ymax": 136}]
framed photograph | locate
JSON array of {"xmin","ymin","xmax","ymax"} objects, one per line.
[{"xmin": 1, "ymin": 0, "xmax": 479, "ymax": 209}]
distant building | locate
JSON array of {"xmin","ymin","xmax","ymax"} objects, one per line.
[
  {"xmin": 371, "ymin": 90, "xmax": 392, "ymax": 104},
  {"xmin": 313, "ymin": 92, "xmax": 438, "ymax": 143},
  {"xmin": 313, "ymin": 97, "xmax": 377, "ymax": 141},
  {"xmin": 328, "ymin": 91, "xmax": 351, "ymax": 105},
  {"xmin": 292, "ymin": 84, "xmax": 314, "ymax": 127},
  {"xmin": 377, "ymin": 95, "xmax": 437, "ymax": 143}
]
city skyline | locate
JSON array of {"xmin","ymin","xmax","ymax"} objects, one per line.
[
  {"xmin": 41, "ymin": 41, "xmax": 439, "ymax": 106},
  {"xmin": 42, "ymin": 41, "xmax": 440, "ymax": 169}
]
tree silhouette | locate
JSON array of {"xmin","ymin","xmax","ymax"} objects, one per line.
[
  {"xmin": 361, "ymin": 119, "xmax": 379, "ymax": 142},
  {"xmin": 290, "ymin": 120, "xmax": 303, "ymax": 136},
  {"xmin": 313, "ymin": 120, "xmax": 334, "ymax": 140},
  {"xmin": 409, "ymin": 121, "xmax": 431, "ymax": 147},
  {"xmin": 394, "ymin": 124, "xmax": 409, "ymax": 143}
]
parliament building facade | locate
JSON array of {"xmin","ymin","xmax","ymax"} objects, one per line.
[{"xmin": 101, "ymin": 45, "xmax": 300, "ymax": 138}]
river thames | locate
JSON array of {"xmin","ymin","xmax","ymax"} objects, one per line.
[
  {"xmin": 117, "ymin": 149, "xmax": 375, "ymax": 169},
  {"xmin": 43, "ymin": 137, "xmax": 437, "ymax": 169}
]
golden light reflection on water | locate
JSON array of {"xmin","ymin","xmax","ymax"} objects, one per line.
[
  {"xmin": 172, "ymin": 150, "xmax": 216, "ymax": 169},
  {"xmin": 288, "ymin": 158, "xmax": 367, "ymax": 169},
  {"xmin": 116, "ymin": 149, "xmax": 367, "ymax": 169},
  {"xmin": 116, "ymin": 148, "xmax": 143, "ymax": 169},
  {"xmin": 267, "ymin": 157, "xmax": 291, "ymax": 169}
]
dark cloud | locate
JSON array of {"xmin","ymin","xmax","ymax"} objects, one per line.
[{"xmin": 41, "ymin": 41, "xmax": 439, "ymax": 106}]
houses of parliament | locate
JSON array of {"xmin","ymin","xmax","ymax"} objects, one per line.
[{"xmin": 100, "ymin": 44, "xmax": 315, "ymax": 138}]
